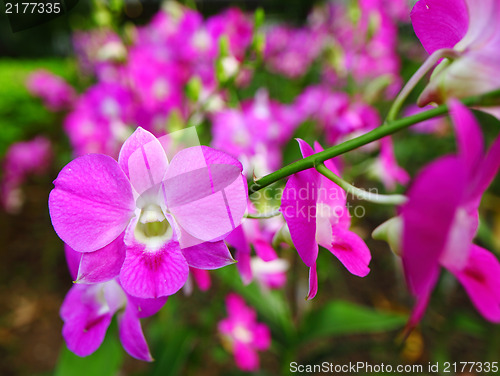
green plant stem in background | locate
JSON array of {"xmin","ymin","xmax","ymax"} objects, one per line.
[
  {"xmin": 248, "ymin": 88, "xmax": 500, "ymax": 195},
  {"xmin": 315, "ymin": 163, "xmax": 407, "ymax": 205}
]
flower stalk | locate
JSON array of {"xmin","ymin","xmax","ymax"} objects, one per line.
[
  {"xmin": 248, "ymin": 87, "xmax": 500, "ymax": 195},
  {"xmin": 315, "ymin": 163, "xmax": 407, "ymax": 205}
]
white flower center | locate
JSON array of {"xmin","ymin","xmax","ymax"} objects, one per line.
[
  {"xmin": 233, "ymin": 324, "xmax": 253, "ymax": 344},
  {"xmin": 134, "ymin": 204, "xmax": 174, "ymax": 248}
]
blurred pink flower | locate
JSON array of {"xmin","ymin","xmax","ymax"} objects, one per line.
[
  {"xmin": 265, "ymin": 25, "xmax": 325, "ymax": 78},
  {"xmin": 63, "ymin": 82, "xmax": 133, "ymax": 157},
  {"xmin": 212, "ymin": 90, "xmax": 299, "ymax": 176},
  {"xmin": 1, "ymin": 136, "xmax": 52, "ymax": 213},
  {"xmin": 26, "ymin": 70, "xmax": 75, "ymax": 111},
  {"xmin": 218, "ymin": 293, "xmax": 271, "ymax": 371},
  {"xmin": 404, "ymin": 105, "xmax": 449, "ymax": 135}
]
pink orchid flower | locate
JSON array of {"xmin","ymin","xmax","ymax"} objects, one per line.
[
  {"xmin": 401, "ymin": 100, "xmax": 500, "ymax": 326},
  {"xmin": 61, "ymin": 246, "xmax": 166, "ymax": 361},
  {"xmin": 280, "ymin": 139, "xmax": 371, "ymax": 299},
  {"xmin": 49, "ymin": 127, "xmax": 248, "ymax": 299},
  {"xmin": 411, "ymin": 0, "xmax": 500, "ymax": 115},
  {"xmin": 218, "ymin": 293, "xmax": 271, "ymax": 372}
]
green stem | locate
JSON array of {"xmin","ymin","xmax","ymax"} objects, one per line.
[
  {"xmin": 316, "ymin": 163, "xmax": 407, "ymax": 205},
  {"xmin": 248, "ymin": 88, "xmax": 500, "ymax": 195},
  {"xmin": 245, "ymin": 208, "xmax": 281, "ymax": 219},
  {"xmin": 385, "ymin": 48, "xmax": 459, "ymax": 123}
]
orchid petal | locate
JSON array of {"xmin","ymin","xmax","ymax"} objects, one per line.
[
  {"xmin": 252, "ymin": 323, "xmax": 271, "ymax": 350},
  {"xmin": 125, "ymin": 294, "xmax": 168, "ymax": 319},
  {"xmin": 120, "ymin": 231, "xmax": 189, "ymax": 299},
  {"xmin": 449, "ymin": 99, "xmax": 484, "ymax": 174},
  {"xmin": 402, "ymin": 156, "xmax": 466, "ymax": 297},
  {"xmin": 75, "ymin": 233, "xmax": 126, "ymax": 284},
  {"xmin": 190, "ymin": 268, "xmax": 211, "ymax": 291},
  {"xmin": 280, "ymin": 170, "xmax": 319, "ymax": 267},
  {"xmin": 225, "ymin": 226, "xmax": 253, "ymax": 284},
  {"xmin": 407, "ymin": 290, "xmax": 431, "ymax": 329},
  {"xmin": 234, "ymin": 341, "xmax": 259, "ymax": 372},
  {"xmin": 306, "ymin": 264, "xmax": 318, "ymax": 300},
  {"xmin": 118, "ymin": 305, "xmax": 153, "ymax": 361},
  {"xmin": 411, "ymin": 0, "xmax": 469, "ymax": 55},
  {"xmin": 253, "ymin": 239, "xmax": 277, "ymax": 262},
  {"xmin": 280, "ymin": 140, "xmax": 320, "ymax": 267},
  {"xmin": 64, "ymin": 245, "xmax": 81, "ymax": 281},
  {"xmin": 49, "ymin": 154, "xmax": 134, "ymax": 253},
  {"xmin": 324, "ymin": 227, "xmax": 371, "ymax": 277},
  {"xmin": 449, "ymin": 245, "xmax": 500, "ymax": 323},
  {"xmin": 60, "ymin": 284, "xmax": 112, "ymax": 357},
  {"xmin": 469, "ymin": 133, "xmax": 500, "ymax": 202},
  {"xmin": 181, "ymin": 240, "xmax": 235, "ymax": 270},
  {"xmin": 164, "ymin": 146, "xmax": 247, "ymax": 242},
  {"xmin": 118, "ymin": 127, "xmax": 169, "ymax": 197}
]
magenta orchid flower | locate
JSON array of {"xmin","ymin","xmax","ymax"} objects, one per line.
[
  {"xmin": 218, "ymin": 293, "xmax": 271, "ymax": 372},
  {"xmin": 411, "ymin": 0, "xmax": 500, "ymax": 115},
  {"xmin": 401, "ymin": 100, "xmax": 500, "ymax": 326},
  {"xmin": 280, "ymin": 139, "xmax": 371, "ymax": 299},
  {"xmin": 61, "ymin": 246, "xmax": 166, "ymax": 361},
  {"xmin": 49, "ymin": 127, "xmax": 248, "ymax": 299}
]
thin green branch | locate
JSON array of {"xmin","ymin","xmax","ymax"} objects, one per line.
[
  {"xmin": 315, "ymin": 163, "xmax": 407, "ymax": 205},
  {"xmin": 248, "ymin": 88, "xmax": 500, "ymax": 195},
  {"xmin": 385, "ymin": 48, "xmax": 459, "ymax": 123},
  {"xmin": 245, "ymin": 208, "xmax": 282, "ymax": 219}
]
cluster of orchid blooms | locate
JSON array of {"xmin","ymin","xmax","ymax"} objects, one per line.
[{"xmin": 2, "ymin": 0, "xmax": 500, "ymax": 371}]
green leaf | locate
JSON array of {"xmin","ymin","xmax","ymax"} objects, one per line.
[
  {"xmin": 54, "ymin": 327, "xmax": 124, "ymax": 376},
  {"xmin": 300, "ymin": 300, "xmax": 407, "ymax": 341}
]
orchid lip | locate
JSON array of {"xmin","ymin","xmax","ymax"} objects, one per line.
[{"xmin": 134, "ymin": 204, "xmax": 175, "ymax": 248}]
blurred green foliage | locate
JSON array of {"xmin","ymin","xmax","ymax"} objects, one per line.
[{"xmin": 0, "ymin": 59, "xmax": 76, "ymax": 158}]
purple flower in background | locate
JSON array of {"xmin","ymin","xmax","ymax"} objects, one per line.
[
  {"xmin": 264, "ymin": 25, "xmax": 325, "ymax": 78},
  {"xmin": 61, "ymin": 246, "xmax": 166, "ymax": 361},
  {"xmin": 404, "ymin": 105, "xmax": 449, "ymax": 135},
  {"xmin": 207, "ymin": 7, "xmax": 253, "ymax": 60},
  {"xmin": 411, "ymin": 0, "xmax": 500, "ymax": 116},
  {"xmin": 226, "ymin": 207, "xmax": 284, "ymax": 286},
  {"xmin": 280, "ymin": 140, "xmax": 371, "ymax": 299},
  {"xmin": 64, "ymin": 82, "xmax": 133, "ymax": 157},
  {"xmin": 212, "ymin": 89, "xmax": 299, "ymax": 177},
  {"xmin": 1, "ymin": 137, "xmax": 52, "ymax": 213},
  {"xmin": 49, "ymin": 127, "xmax": 248, "ymax": 299},
  {"xmin": 218, "ymin": 293, "xmax": 271, "ymax": 372},
  {"xmin": 26, "ymin": 70, "xmax": 75, "ymax": 111},
  {"xmin": 401, "ymin": 100, "xmax": 500, "ymax": 326}
]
